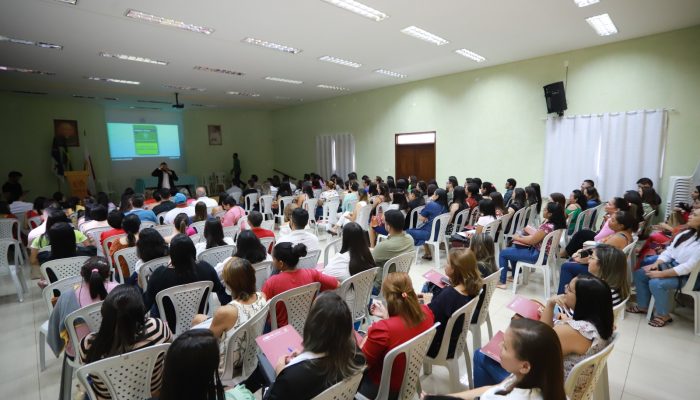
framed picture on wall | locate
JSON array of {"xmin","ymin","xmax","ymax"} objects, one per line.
[
  {"xmin": 54, "ymin": 119, "xmax": 79, "ymax": 147},
  {"xmin": 208, "ymin": 124, "xmax": 222, "ymax": 145}
]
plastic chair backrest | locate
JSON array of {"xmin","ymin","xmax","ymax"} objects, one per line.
[
  {"xmin": 0, "ymin": 218, "xmax": 19, "ymax": 240},
  {"xmin": 223, "ymin": 225, "xmax": 239, "ymax": 241},
  {"xmin": 85, "ymin": 226, "xmax": 111, "ymax": 246},
  {"xmin": 427, "ymin": 213, "xmax": 451, "ymax": 244},
  {"xmin": 28, "ymin": 215, "xmax": 43, "ymax": 229},
  {"xmin": 467, "ymin": 207, "xmax": 481, "ymax": 227},
  {"xmin": 505, "ymin": 207, "xmax": 527, "ymax": 237},
  {"xmin": 259, "ymin": 237, "xmax": 275, "ymax": 254},
  {"xmin": 408, "ymin": 206, "xmax": 425, "ymax": 230},
  {"xmin": 297, "ymin": 249, "xmax": 322, "ymax": 269},
  {"xmin": 382, "ymin": 251, "xmax": 416, "ymax": 282},
  {"xmin": 680, "ymin": 260, "xmax": 700, "ymax": 295},
  {"xmin": 451, "ymin": 209, "xmax": 471, "ymax": 235},
  {"xmin": 197, "ymin": 244, "xmax": 236, "ymax": 266},
  {"xmin": 323, "ymin": 238, "xmax": 343, "ymax": 266},
  {"xmin": 302, "ymin": 198, "xmax": 317, "ymax": 222},
  {"xmin": 221, "ymin": 304, "xmax": 270, "ymax": 381},
  {"xmin": 536, "ymin": 229, "xmax": 565, "ymax": 265},
  {"xmin": 525, "ymin": 203, "xmax": 539, "ymax": 227},
  {"xmin": 102, "ymin": 234, "xmax": 126, "ymax": 265},
  {"xmin": 269, "ymin": 282, "xmax": 320, "ymax": 333},
  {"xmin": 355, "ymin": 203, "xmax": 373, "ymax": 230},
  {"xmin": 259, "ymin": 195, "xmax": 274, "ymax": 216},
  {"xmin": 156, "ymin": 212, "xmax": 168, "ymax": 225},
  {"xmin": 277, "ymin": 196, "xmax": 296, "ymax": 220},
  {"xmin": 138, "ymin": 256, "xmax": 171, "ymax": 291},
  {"xmin": 65, "ymin": 301, "xmax": 104, "ymax": 365},
  {"xmin": 190, "ymin": 220, "xmax": 206, "ymax": 234},
  {"xmin": 113, "ymin": 247, "xmax": 139, "ymax": 283},
  {"xmin": 311, "ymin": 369, "xmax": 365, "ymax": 400},
  {"xmin": 244, "ymin": 193, "xmax": 259, "ymax": 213},
  {"xmin": 473, "ymin": 268, "xmax": 502, "ymax": 327},
  {"xmin": 612, "ymin": 296, "xmax": 630, "ymax": 324},
  {"xmin": 481, "ymin": 218, "xmax": 501, "ymax": 240},
  {"xmin": 76, "ymin": 343, "xmax": 170, "ymax": 400},
  {"xmin": 430, "ymin": 296, "xmax": 479, "ymax": 362},
  {"xmin": 155, "ymin": 281, "xmax": 214, "ymax": 337},
  {"xmin": 139, "ymin": 221, "xmax": 156, "ymax": 231},
  {"xmin": 153, "ymin": 225, "xmax": 174, "ymax": 238},
  {"xmin": 260, "ymin": 220, "xmax": 275, "ymax": 231},
  {"xmin": 339, "ymin": 267, "xmax": 379, "ymax": 323},
  {"xmin": 236, "ymin": 216, "xmax": 248, "ymax": 230},
  {"xmin": 322, "ymin": 199, "xmax": 340, "ymax": 224},
  {"xmin": 564, "ymin": 333, "xmax": 618, "ymax": 400},
  {"xmin": 376, "ymin": 323, "xmax": 439, "ymax": 400},
  {"xmin": 42, "ymin": 275, "xmax": 82, "ymax": 314},
  {"xmin": 253, "ymin": 261, "xmax": 272, "ymax": 291},
  {"xmin": 41, "ymin": 256, "xmax": 91, "ymax": 282}
]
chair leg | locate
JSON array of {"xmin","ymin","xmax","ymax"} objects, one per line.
[
  {"xmin": 693, "ymin": 295, "xmax": 700, "ymax": 336},
  {"xmin": 463, "ymin": 349, "xmax": 474, "ymax": 389},
  {"xmin": 512, "ymin": 264, "xmax": 521, "ymax": 295},
  {"xmin": 447, "ymin": 358, "xmax": 463, "ymax": 392},
  {"xmin": 646, "ymin": 298, "xmax": 655, "ymax": 321},
  {"xmin": 9, "ymin": 264, "xmax": 24, "ymax": 302},
  {"xmin": 39, "ymin": 330, "xmax": 46, "ymax": 371},
  {"xmin": 59, "ymin": 355, "xmax": 73, "ymax": 400},
  {"xmin": 486, "ymin": 315, "xmax": 493, "ymax": 340},
  {"xmin": 595, "ymin": 364, "xmax": 610, "ymax": 400},
  {"xmin": 543, "ymin": 268, "xmax": 551, "ymax": 300},
  {"xmin": 433, "ymin": 244, "xmax": 441, "ymax": 270},
  {"xmin": 472, "ymin": 326, "xmax": 482, "ymax": 349}
]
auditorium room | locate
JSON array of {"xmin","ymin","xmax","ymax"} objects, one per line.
[{"xmin": 2, "ymin": 1, "xmax": 700, "ymax": 399}]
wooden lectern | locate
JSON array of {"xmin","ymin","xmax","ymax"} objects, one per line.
[{"xmin": 64, "ymin": 171, "xmax": 90, "ymax": 198}]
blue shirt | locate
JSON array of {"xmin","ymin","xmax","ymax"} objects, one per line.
[
  {"xmin": 125, "ymin": 208, "xmax": 157, "ymax": 223},
  {"xmin": 419, "ymin": 201, "xmax": 447, "ymax": 232},
  {"xmin": 586, "ymin": 199, "xmax": 601, "ymax": 209}
]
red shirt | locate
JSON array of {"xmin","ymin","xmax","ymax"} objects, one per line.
[
  {"xmin": 262, "ymin": 269, "xmax": 338, "ymax": 327},
  {"xmin": 251, "ymin": 227, "xmax": 275, "ymax": 239},
  {"xmin": 100, "ymin": 228, "xmax": 125, "ymax": 248},
  {"xmin": 362, "ymin": 305, "xmax": 435, "ymax": 393}
]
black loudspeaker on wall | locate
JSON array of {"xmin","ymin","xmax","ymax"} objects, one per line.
[{"xmin": 543, "ymin": 81, "xmax": 567, "ymax": 116}]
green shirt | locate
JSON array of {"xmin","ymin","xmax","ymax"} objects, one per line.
[
  {"xmin": 372, "ymin": 233, "xmax": 415, "ymax": 286},
  {"xmin": 31, "ymin": 230, "xmax": 88, "ymax": 249}
]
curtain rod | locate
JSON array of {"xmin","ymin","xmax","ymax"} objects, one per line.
[{"xmin": 541, "ymin": 107, "xmax": 676, "ymax": 121}]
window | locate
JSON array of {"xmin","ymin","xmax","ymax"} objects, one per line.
[{"xmin": 396, "ymin": 132, "xmax": 436, "ymax": 145}]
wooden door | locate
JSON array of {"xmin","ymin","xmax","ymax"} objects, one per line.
[{"xmin": 395, "ymin": 143, "xmax": 436, "ymax": 181}]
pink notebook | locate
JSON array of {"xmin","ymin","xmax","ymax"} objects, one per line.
[
  {"xmin": 480, "ymin": 330, "xmax": 504, "ymax": 363},
  {"xmin": 507, "ymin": 296, "xmax": 541, "ymax": 320},
  {"xmin": 423, "ymin": 269, "xmax": 449, "ymax": 288},
  {"xmin": 256, "ymin": 325, "xmax": 303, "ymax": 365}
]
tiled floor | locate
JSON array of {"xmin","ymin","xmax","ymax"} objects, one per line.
[{"xmin": 1, "ymin": 238, "xmax": 699, "ymax": 400}]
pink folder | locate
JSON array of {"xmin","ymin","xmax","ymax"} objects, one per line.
[
  {"xmin": 507, "ymin": 296, "xmax": 541, "ymax": 320},
  {"xmin": 256, "ymin": 325, "xmax": 303, "ymax": 365},
  {"xmin": 480, "ymin": 330, "xmax": 504, "ymax": 363},
  {"xmin": 422, "ymin": 269, "xmax": 449, "ymax": 288}
]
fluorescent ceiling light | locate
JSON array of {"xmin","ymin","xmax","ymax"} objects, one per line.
[
  {"xmin": 55, "ymin": 0, "xmax": 77, "ymax": 4},
  {"xmin": 586, "ymin": 13, "xmax": 618, "ymax": 36},
  {"xmin": 319, "ymin": 55, "xmax": 362, "ymax": 68},
  {"xmin": 396, "ymin": 132, "xmax": 435, "ymax": 145},
  {"xmin": 0, "ymin": 65, "xmax": 55, "ymax": 75},
  {"xmin": 574, "ymin": 0, "xmax": 599, "ymax": 7},
  {"xmin": 227, "ymin": 91, "xmax": 260, "ymax": 97},
  {"xmin": 99, "ymin": 52, "xmax": 168, "ymax": 65},
  {"xmin": 87, "ymin": 76, "xmax": 140, "ymax": 85},
  {"xmin": 317, "ymin": 84, "xmax": 350, "ymax": 91},
  {"xmin": 455, "ymin": 48, "xmax": 486, "ymax": 63},
  {"xmin": 242, "ymin": 37, "xmax": 301, "ymax": 54},
  {"xmin": 265, "ymin": 76, "xmax": 303, "ymax": 84},
  {"xmin": 374, "ymin": 69, "xmax": 406, "ymax": 78},
  {"xmin": 0, "ymin": 35, "xmax": 63, "ymax": 50},
  {"xmin": 194, "ymin": 66, "xmax": 245, "ymax": 76},
  {"xmin": 125, "ymin": 9, "xmax": 214, "ymax": 35},
  {"xmin": 166, "ymin": 84, "xmax": 206, "ymax": 92},
  {"xmin": 320, "ymin": 0, "xmax": 388, "ymax": 22},
  {"xmin": 400, "ymin": 26, "xmax": 449, "ymax": 46}
]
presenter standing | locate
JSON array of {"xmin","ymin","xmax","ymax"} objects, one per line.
[
  {"xmin": 232, "ymin": 153, "xmax": 241, "ymax": 184},
  {"xmin": 152, "ymin": 162, "xmax": 178, "ymax": 191}
]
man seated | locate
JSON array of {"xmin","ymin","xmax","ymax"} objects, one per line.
[
  {"xmin": 163, "ymin": 193, "xmax": 195, "ymax": 225},
  {"xmin": 195, "ymin": 186, "xmax": 218, "ymax": 208},
  {"xmin": 152, "ymin": 189, "xmax": 176, "ymax": 217},
  {"xmin": 277, "ymin": 208, "xmax": 320, "ymax": 252},
  {"xmin": 124, "ymin": 194, "xmax": 157, "ymax": 223},
  {"xmin": 248, "ymin": 211, "xmax": 274, "ymax": 240},
  {"xmin": 371, "ymin": 210, "xmax": 415, "ymax": 292}
]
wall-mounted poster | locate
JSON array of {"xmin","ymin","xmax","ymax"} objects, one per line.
[
  {"xmin": 208, "ymin": 124, "xmax": 222, "ymax": 145},
  {"xmin": 54, "ymin": 119, "xmax": 79, "ymax": 147}
]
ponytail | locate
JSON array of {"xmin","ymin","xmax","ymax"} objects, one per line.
[
  {"xmin": 272, "ymin": 242, "xmax": 307, "ymax": 269},
  {"xmin": 179, "ymin": 220, "xmax": 187, "ymax": 234},
  {"xmin": 81, "ymin": 257, "xmax": 111, "ymax": 300},
  {"xmin": 127, "ymin": 232, "xmax": 136, "ymax": 247}
]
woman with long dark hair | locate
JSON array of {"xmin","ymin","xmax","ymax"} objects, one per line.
[
  {"xmin": 131, "ymin": 228, "xmax": 169, "ymax": 286},
  {"xmin": 324, "ymin": 222, "xmax": 376, "ymax": 282},
  {"xmin": 234, "ymin": 230, "xmax": 269, "ymax": 264},
  {"xmin": 624, "ymin": 190, "xmax": 644, "ymax": 224},
  {"xmin": 565, "ymin": 189, "xmax": 588, "ymax": 234},
  {"xmin": 586, "ymin": 244, "xmax": 631, "ymax": 305},
  {"xmin": 80, "ymin": 285, "xmax": 172, "ymax": 400},
  {"xmin": 195, "ymin": 219, "xmax": 234, "ymax": 257},
  {"xmin": 529, "ymin": 183, "xmax": 542, "ymax": 214},
  {"xmin": 407, "ymin": 188, "xmax": 448, "ymax": 260},
  {"xmin": 562, "ymin": 197, "xmax": 630, "ymax": 258},
  {"xmin": 446, "ymin": 186, "xmax": 468, "ymax": 234}
]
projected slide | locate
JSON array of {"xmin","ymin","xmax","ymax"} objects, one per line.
[{"xmin": 107, "ymin": 123, "xmax": 181, "ymax": 159}]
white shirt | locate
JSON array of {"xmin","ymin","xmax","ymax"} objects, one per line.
[
  {"xmin": 659, "ymin": 233, "xmax": 700, "ymax": 276},
  {"xmin": 80, "ymin": 219, "xmax": 110, "ymax": 234},
  {"xmin": 9, "ymin": 200, "xmax": 32, "ymax": 216},
  {"xmin": 28, "ymin": 221, "xmax": 47, "ymax": 244},
  {"xmin": 276, "ymin": 229, "xmax": 321, "ymax": 252},
  {"xmin": 196, "ymin": 196, "xmax": 219, "ymax": 208},
  {"xmin": 195, "ymin": 238, "xmax": 234, "ymax": 257},
  {"xmin": 164, "ymin": 206, "xmax": 195, "ymax": 225},
  {"xmin": 323, "ymin": 252, "xmax": 351, "ymax": 282},
  {"xmin": 476, "ymin": 215, "xmax": 497, "ymax": 227}
]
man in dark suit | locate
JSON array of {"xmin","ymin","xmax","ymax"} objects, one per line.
[{"xmin": 151, "ymin": 162, "xmax": 178, "ymax": 191}]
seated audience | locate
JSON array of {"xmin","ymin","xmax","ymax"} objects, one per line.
[
  {"xmin": 99, "ymin": 210, "xmax": 125, "ymax": 249},
  {"xmin": 109, "ymin": 213, "xmax": 141, "ymax": 279},
  {"xmin": 562, "ymin": 197, "xmax": 630, "ymax": 258},
  {"xmin": 163, "ymin": 193, "xmax": 195, "ymax": 225},
  {"xmin": 195, "ymin": 219, "xmax": 234, "ymax": 257},
  {"xmin": 407, "ymin": 188, "xmax": 448, "ymax": 260},
  {"xmin": 79, "ymin": 204, "xmax": 109, "ymax": 234},
  {"xmin": 195, "ymin": 186, "xmax": 218, "ymax": 208},
  {"xmin": 566, "ymin": 190, "xmax": 587, "ymax": 234},
  {"xmin": 584, "ymin": 186, "xmax": 601, "ymax": 209},
  {"xmin": 277, "ymin": 208, "xmax": 320, "ymax": 252},
  {"xmin": 372, "ymin": 210, "xmax": 415, "ymax": 291},
  {"xmin": 38, "ymin": 222, "xmax": 96, "ymax": 282},
  {"xmin": 585, "ymin": 244, "xmax": 631, "ymax": 306},
  {"xmin": 134, "ymin": 228, "xmax": 169, "ymax": 286},
  {"xmin": 323, "ymin": 222, "xmax": 376, "ymax": 282},
  {"xmin": 332, "ymin": 185, "xmax": 370, "ymax": 233},
  {"xmin": 152, "ymin": 189, "xmax": 176, "ymax": 217},
  {"xmin": 221, "ymin": 195, "xmax": 246, "ymax": 227},
  {"xmin": 124, "ymin": 194, "xmax": 157, "ymax": 223}
]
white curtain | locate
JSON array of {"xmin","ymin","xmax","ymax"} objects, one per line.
[
  {"xmin": 544, "ymin": 109, "xmax": 668, "ymax": 199},
  {"xmin": 316, "ymin": 133, "xmax": 355, "ymax": 179}
]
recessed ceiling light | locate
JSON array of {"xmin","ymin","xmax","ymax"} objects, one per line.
[
  {"xmin": 165, "ymin": 84, "xmax": 206, "ymax": 92},
  {"xmin": 55, "ymin": 0, "xmax": 77, "ymax": 4},
  {"xmin": 226, "ymin": 91, "xmax": 261, "ymax": 97},
  {"xmin": 586, "ymin": 13, "xmax": 618, "ymax": 36},
  {"xmin": 99, "ymin": 52, "xmax": 168, "ymax": 65},
  {"xmin": 574, "ymin": 0, "xmax": 599, "ymax": 7},
  {"xmin": 455, "ymin": 48, "xmax": 486, "ymax": 63},
  {"xmin": 265, "ymin": 76, "xmax": 303, "ymax": 84},
  {"xmin": 193, "ymin": 66, "xmax": 245, "ymax": 76},
  {"xmin": 400, "ymin": 26, "xmax": 449, "ymax": 46},
  {"xmin": 72, "ymin": 94, "xmax": 95, "ymax": 99},
  {"xmin": 319, "ymin": 55, "xmax": 362, "ymax": 68},
  {"xmin": 125, "ymin": 9, "xmax": 214, "ymax": 35},
  {"xmin": 374, "ymin": 69, "xmax": 406, "ymax": 78},
  {"xmin": 242, "ymin": 37, "xmax": 302, "ymax": 54},
  {"xmin": 0, "ymin": 35, "xmax": 63, "ymax": 50},
  {"xmin": 320, "ymin": 0, "xmax": 388, "ymax": 22},
  {"xmin": 317, "ymin": 84, "xmax": 350, "ymax": 91},
  {"xmin": 0, "ymin": 65, "xmax": 55, "ymax": 75},
  {"xmin": 87, "ymin": 76, "xmax": 140, "ymax": 85}
]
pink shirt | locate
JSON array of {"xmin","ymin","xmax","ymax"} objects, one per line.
[
  {"xmin": 594, "ymin": 220, "xmax": 613, "ymax": 242},
  {"xmin": 222, "ymin": 206, "xmax": 246, "ymax": 227}
]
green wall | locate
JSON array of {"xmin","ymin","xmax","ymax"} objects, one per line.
[{"xmin": 270, "ymin": 25, "xmax": 700, "ymax": 198}]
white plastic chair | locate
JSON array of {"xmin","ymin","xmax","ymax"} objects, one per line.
[
  {"xmin": 236, "ymin": 215, "xmax": 249, "ymax": 230},
  {"xmin": 189, "ymin": 233, "xmax": 202, "ymax": 244},
  {"xmin": 221, "ymin": 304, "xmax": 270, "ymax": 385},
  {"xmin": 260, "ymin": 237, "xmax": 276, "ymax": 254},
  {"xmin": 621, "ymin": 238, "xmax": 638, "ymax": 285},
  {"xmin": 408, "ymin": 205, "xmax": 426, "ymax": 230},
  {"xmin": 138, "ymin": 256, "xmax": 171, "ymax": 291},
  {"xmin": 355, "ymin": 323, "xmax": 439, "ymax": 400},
  {"xmin": 415, "ymin": 213, "xmax": 451, "ymax": 271},
  {"xmin": 243, "ymin": 192, "xmax": 259, "ymax": 214},
  {"xmin": 0, "ymin": 239, "xmax": 27, "ymax": 302},
  {"xmin": 613, "ymin": 296, "xmax": 630, "ymax": 325},
  {"xmin": 0, "ymin": 218, "xmax": 28, "ymax": 264},
  {"xmin": 260, "ymin": 220, "xmax": 275, "ymax": 231},
  {"xmin": 28, "ymin": 215, "xmax": 43, "ymax": 229},
  {"xmin": 223, "ymin": 225, "xmax": 239, "ymax": 241},
  {"xmin": 39, "ymin": 275, "xmax": 82, "ymax": 371},
  {"xmin": 511, "ymin": 229, "xmax": 565, "ymax": 300},
  {"xmin": 259, "ymin": 195, "xmax": 274, "ymax": 220},
  {"xmin": 354, "ymin": 203, "xmax": 373, "ymax": 231},
  {"xmin": 450, "ymin": 209, "xmax": 471, "ymax": 236},
  {"xmin": 76, "ymin": 343, "xmax": 170, "ymax": 400},
  {"xmin": 338, "ymin": 267, "xmax": 379, "ymax": 326},
  {"xmin": 495, "ymin": 213, "xmax": 513, "ymax": 254},
  {"xmin": 564, "ymin": 333, "xmax": 618, "ymax": 400},
  {"xmin": 316, "ymin": 199, "xmax": 340, "ymax": 234},
  {"xmin": 297, "ymin": 249, "xmax": 322, "ymax": 269},
  {"xmin": 481, "ymin": 218, "xmax": 501, "ymax": 242},
  {"xmin": 302, "ymin": 198, "xmax": 318, "ymax": 227},
  {"xmin": 268, "ymin": 282, "xmax": 320, "ymax": 334},
  {"xmin": 153, "ymin": 224, "xmax": 174, "ymax": 238},
  {"xmin": 376, "ymin": 251, "xmax": 417, "ymax": 301},
  {"xmin": 524, "ymin": 203, "xmax": 539, "ymax": 227},
  {"xmin": 84, "ymin": 226, "xmax": 111, "ymax": 256},
  {"xmin": 311, "ymin": 368, "xmax": 364, "ymax": 400},
  {"xmin": 63, "ymin": 301, "xmax": 105, "ymax": 400},
  {"xmin": 41, "ymin": 256, "xmax": 90, "ymax": 282},
  {"xmin": 190, "ymin": 220, "xmax": 206, "ymax": 234},
  {"xmin": 423, "ymin": 296, "xmax": 480, "ymax": 390},
  {"xmin": 156, "ymin": 212, "xmax": 168, "ymax": 225},
  {"xmin": 275, "ymin": 196, "xmax": 296, "ymax": 225},
  {"xmin": 156, "ymin": 281, "xmax": 214, "ymax": 337},
  {"xmin": 323, "ymin": 238, "xmax": 343, "ymax": 266},
  {"xmin": 102, "ymin": 234, "xmax": 125, "ymax": 272},
  {"xmin": 467, "ymin": 206, "xmax": 481, "ymax": 227},
  {"xmin": 197, "ymin": 244, "xmax": 236, "ymax": 266},
  {"xmin": 646, "ymin": 260, "xmax": 700, "ymax": 335},
  {"xmin": 469, "ymin": 268, "xmax": 502, "ymax": 349},
  {"xmin": 113, "ymin": 246, "xmax": 139, "ymax": 283},
  {"xmin": 253, "ymin": 261, "xmax": 272, "ymax": 291},
  {"xmin": 502, "ymin": 207, "xmax": 527, "ymax": 243}
]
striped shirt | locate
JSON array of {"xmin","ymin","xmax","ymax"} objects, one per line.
[
  {"xmin": 611, "ymin": 287, "xmax": 622, "ymax": 307},
  {"xmin": 79, "ymin": 318, "xmax": 172, "ymax": 400}
]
